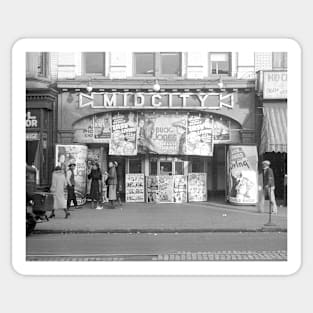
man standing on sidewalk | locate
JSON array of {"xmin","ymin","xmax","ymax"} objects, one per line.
[
  {"xmin": 66, "ymin": 162, "xmax": 78, "ymax": 216},
  {"xmin": 262, "ymin": 160, "xmax": 278, "ymax": 215},
  {"xmin": 106, "ymin": 161, "xmax": 117, "ymax": 209}
]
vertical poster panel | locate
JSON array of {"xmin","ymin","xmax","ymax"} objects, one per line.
[
  {"xmin": 186, "ymin": 115, "xmax": 213, "ymax": 156},
  {"xmin": 109, "ymin": 112, "xmax": 137, "ymax": 155},
  {"xmin": 173, "ymin": 175, "xmax": 187, "ymax": 203},
  {"xmin": 227, "ymin": 145, "xmax": 258, "ymax": 205},
  {"xmin": 94, "ymin": 113, "xmax": 111, "ymax": 142},
  {"xmin": 138, "ymin": 113, "xmax": 187, "ymax": 155},
  {"xmin": 73, "ymin": 116, "xmax": 94, "ymax": 143},
  {"xmin": 55, "ymin": 144, "xmax": 88, "ymax": 205},
  {"xmin": 146, "ymin": 176, "xmax": 159, "ymax": 203},
  {"xmin": 188, "ymin": 173, "xmax": 207, "ymax": 201},
  {"xmin": 158, "ymin": 176, "xmax": 174, "ymax": 203},
  {"xmin": 213, "ymin": 119, "xmax": 231, "ymax": 142},
  {"xmin": 125, "ymin": 174, "xmax": 145, "ymax": 202}
]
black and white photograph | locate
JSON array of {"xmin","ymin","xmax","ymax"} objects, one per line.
[{"xmin": 12, "ymin": 39, "xmax": 300, "ymax": 275}]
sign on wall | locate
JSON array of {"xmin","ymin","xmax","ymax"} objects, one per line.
[
  {"xmin": 263, "ymin": 71, "xmax": 287, "ymax": 99},
  {"xmin": 188, "ymin": 173, "xmax": 207, "ymax": 202},
  {"xmin": 26, "ymin": 110, "xmax": 40, "ymax": 128},
  {"xmin": 125, "ymin": 174, "xmax": 145, "ymax": 202}
]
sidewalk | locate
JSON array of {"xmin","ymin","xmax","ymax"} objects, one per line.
[{"xmin": 34, "ymin": 201, "xmax": 287, "ymax": 234}]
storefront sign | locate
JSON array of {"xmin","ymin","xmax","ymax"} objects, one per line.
[
  {"xmin": 55, "ymin": 144, "xmax": 88, "ymax": 205},
  {"xmin": 188, "ymin": 173, "xmax": 207, "ymax": 202},
  {"xmin": 173, "ymin": 175, "xmax": 187, "ymax": 203},
  {"xmin": 227, "ymin": 145, "xmax": 258, "ymax": 205},
  {"xmin": 263, "ymin": 71, "xmax": 287, "ymax": 99},
  {"xmin": 109, "ymin": 112, "xmax": 137, "ymax": 155},
  {"xmin": 125, "ymin": 174, "xmax": 145, "ymax": 202},
  {"xmin": 79, "ymin": 92, "xmax": 234, "ymax": 109},
  {"xmin": 26, "ymin": 132, "xmax": 40, "ymax": 141},
  {"xmin": 186, "ymin": 115, "xmax": 213, "ymax": 156},
  {"xmin": 138, "ymin": 113, "xmax": 187, "ymax": 155},
  {"xmin": 26, "ymin": 111, "xmax": 40, "ymax": 128}
]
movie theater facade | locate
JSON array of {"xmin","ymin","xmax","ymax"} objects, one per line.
[{"xmin": 57, "ymin": 78, "xmax": 259, "ymax": 205}]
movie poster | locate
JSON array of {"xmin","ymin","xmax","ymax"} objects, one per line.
[
  {"xmin": 109, "ymin": 112, "xmax": 137, "ymax": 155},
  {"xmin": 138, "ymin": 113, "xmax": 187, "ymax": 155},
  {"xmin": 158, "ymin": 175, "xmax": 174, "ymax": 203},
  {"xmin": 94, "ymin": 113, "xmax": 111, "ymax": 142},
  {"xmin": 73, "ymin": 116, "xmax": 94, "ymax": 143},
  {"xmin": 213, "ymin": 119, "xmax": 231, "ymax": 142},
  {"xmin": 188, "ymin": 173, "xmax": 207, "ymax": 202},
  {"xmin": 186, "ymin": 115, "xmax": 213, "ymax": 156},
  {"xmin": 125, "ymin": 174, "xmax": 145, "ymax": 202},
  {"xmin": 146, "ymin": 176, "xmax": 159, "ymax": 203},
  {"xmin": 173, "ymin": 175, "xmax": 187, "ymax": 203},
  {"xmin": 55, "ymin": 144, "xmax": 88, "ymax": 205},
  {"xmin": 227, "ymin": 145, "xmax": 258, "ymax": 205}
]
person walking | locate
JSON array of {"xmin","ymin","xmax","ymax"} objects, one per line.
[
  {"xmin": 262, "ymin": 160, "xmax": 278, "ymax": 215},
  {"xmin": 49, "ymin": 166, "xmax": 67, "ymax": 218},
  {"xmin": 66, "ymin": 162, "xmax": 78, "ymax": 217},
  {"xmin": 106, "ymin": 161, "xmax": 117, "ymax": 208},
  {"xmin": 114, "ymin": 161, "xmax": 122, "ymax": 206},
  {"xmin": 88, "ymin": 162, "xmax": 103, "ymax": 210}
]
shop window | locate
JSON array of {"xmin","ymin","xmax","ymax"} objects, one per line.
[
  {"xmin": 209, "ymin": 52, "xmax": 231, "ymax": 75},
  {"xmin": 191, "ymin": 158, "xmax": 204, "ymax": 172},
  {"xmin": 84, "ymin": 52, "xmax": 106, "ymax": 75},
  {"xmin": 272, "ymin": 52, "xmax": 287, "ymax": 69},
  {"xmin": 133, "ymin": 52, "xmax": 182, "ymax": 77},
  {"xmin": 174, "ymin": 161, "xmax": 184, "ymax": 175},
  {"xmin": 160, "ymin": 161, "xmax": 172, "ymax": 175},
  {"xmin": 129, "ymin": 159, "xmax": 142, "ymax": 174},
  {"xmin": 38, "ymin": 52, "xmax": 49, "ymax": 77},
  {"xmin": 150, "ymin": 160, "xmax": 157, "ymax": 175}
]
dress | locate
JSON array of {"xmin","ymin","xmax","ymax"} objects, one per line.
[
  {"xmin": 50, "ymin": 170, "xmax": 67, "ymax": 209},
  {"xmin": 88, "ymin": 169, "xmax": 102, "ymax": 201},
  {"xmin": 107, "ymin": 166, "xmax": 117, "ymax": 200}
]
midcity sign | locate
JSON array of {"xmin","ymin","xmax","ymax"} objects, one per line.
[{"xmin": 78, "ymin": 92, "xmax": 234, "ymax": 110}]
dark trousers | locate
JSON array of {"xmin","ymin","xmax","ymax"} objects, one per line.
[{"xmin": 67, "ymin": 185, "xmax": 77, "ymax": 209}]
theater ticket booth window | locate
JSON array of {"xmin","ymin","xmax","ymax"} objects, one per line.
[{"xmin": 148, "ymin": 156, "xmax": 187, "ymax": 176}]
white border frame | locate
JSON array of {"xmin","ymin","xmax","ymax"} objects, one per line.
[{"xmin": 12, "ymin": 38, "xmax": 301, "ymax": 276}]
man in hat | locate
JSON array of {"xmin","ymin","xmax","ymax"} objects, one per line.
[
  {"xmin": 262, "ymin": 160, "xmax": 278, "ymax": 214},
  {"xmin": 66, "ymin": 162, "xmax": 78, "ymax": 216}
]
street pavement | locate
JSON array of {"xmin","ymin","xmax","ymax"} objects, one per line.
[
  {"xmin": 26, "ymin": 232, "xmax": 287, "ymax": 261},
  {"xmin": 33, "ymin": 200, "xmax": 287, "ymax": 233}
]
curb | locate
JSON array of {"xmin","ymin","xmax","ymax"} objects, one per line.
[{"xmin": 33, "ymin": 227, "xmax": 287, "ymax": 235}]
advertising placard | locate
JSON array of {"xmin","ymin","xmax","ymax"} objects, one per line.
[
  {"xmin": 158, "ymin": 175, "xmax": 174, "ymax": 203},
  {"xmin": 126, "ymin": 174, "xmax": 145, "ymax": 202},
  {"xmin": 227, "ymin": 145, "xmax": 258, "ymax": 205},
  {"xmin": 94, "ymin": 113, "xmax": 111, "ymax": 142},
  {"xmin": 173, "ymin": 175, "xmax": 187, "ymax": 203},
  {"xmin": 55, "ymin": 144, "xmax": 88, "ymax": 205},
  {"xmin": 186, "ymin": 115, "xmax": 213, "ymax": 156},
  {"xmin": 213, "ymin": 119, "xmax": 231, "ymax": 142},
  {"xmin": 109, "ymin": 112, "xmax": 137, "ymax": 155},
  {"xmin": 73, "ymin": 116, "xmax": 94, "ymax": 143},
  {"xmin": 138, "ymin": 113, "xmax": 187, "ymax": 155},
  {"xmin": 263, "ymin": 71, "xmax": 287, "ymax": 99},
  {"xmin": 188, "ymin": 173, "xmax": 207, "ymax": 202},
  {"xmin": 146, "ymin": 176, "xmax": 159, "ymax": 203}
]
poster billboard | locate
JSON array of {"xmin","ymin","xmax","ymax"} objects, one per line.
[
  {"xmin": 173, "ymin": 175, "xmax": 187, "ymax": 203},
  {"xmin": 55, "ymin": 144, "xmax": 88, "ymax": 205},
  {"xmin": 188, "ymin": 173, "xmax": 207, "ymax": 202},
  {"xmin": 94, "ymin": 113, "xmax": 111, "ymax": 142},
  {"xmin": 146, "ymin": 176, "xmax": 159, "ymax": 203},
  {"xmin": 125, "ymin": 174, "xmax": 145, "ymax": 202},
  {"xmin": 138, "ymin": 113, "xmax": 187, "ymax": 155},
  {"xmin": 186, "ymin": 115, "xmax": 213, "ymax": 156},
  {"xmin": 158, "ymin": 176, "xmax": 174, "ymax": 203},
  {"xmin": 109, "ymin": 112, "xmax": 137, "ymax": 155},
  {"xmin": 213, "ymin": 119, "xmax": 231, "ymax": 142},
  {"xmin": 227, "ymin": 145, "xmax": 258, "ymax": 205},
  {"xmin": 73, "ymin": 116, "xmax": 94, "ymax": 143}
]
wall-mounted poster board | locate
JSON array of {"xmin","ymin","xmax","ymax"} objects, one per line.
[
  {"xmin": 125, "ymin": 174, "xmax": 145, "ymax": 202},
  {"xmin": 188, "ymin": 173, "xmax": 207, "ymax": 202}
]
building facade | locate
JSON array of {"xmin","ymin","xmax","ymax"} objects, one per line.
[{"xmin": 26, "ymin": 51, "xmax": 287, "ymax": 204}]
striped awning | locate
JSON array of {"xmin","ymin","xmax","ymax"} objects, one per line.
[{"xmin": 259, "ymin": 102, "xmax": 287, "ymax": 154}]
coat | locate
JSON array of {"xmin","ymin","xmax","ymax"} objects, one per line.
[
  {"xmin": 263, "ymin": 167, "xmax": 275, "ymax": 188},
  {"xmin": 50, "ymin": 170, "xmax": 67, "ymax": 209},
  {"xmin": 107, "ymin": 166, "xmax": 117, "ymax": 185}
]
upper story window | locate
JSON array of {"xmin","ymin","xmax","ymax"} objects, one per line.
[
  {"xmin": 272, "ymin": 52, "xmax": 287, "ymax": 69},
  {"xmin": 134, "ymin": 52, "xmax": 182, "ymax": 77},
  {"xmin": 84, "ymin": 52, "xmax": 106, "ymax": 76},
  {"xmin": 209, "ymin": 52, "xmax": 231, "ymax": 75},
  {"xmin": 38, "ymin": 52, "xmax": 49, "ymax": 77}
]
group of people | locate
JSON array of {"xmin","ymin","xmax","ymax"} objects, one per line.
[{"xmin": 49, "ymin": 161, "xmax": 119, "ymax": 219}]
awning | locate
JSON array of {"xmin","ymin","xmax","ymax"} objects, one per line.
[{"xmin": 259, "ymin": 102, "xmax": 287, "ymax": 154}]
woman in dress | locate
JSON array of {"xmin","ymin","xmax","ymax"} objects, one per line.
[
  {"xmin": 50, "ymin": 166, "xmax": 68, "ymax": 218},
  {"xmin": 88, "ymin": 162, "xmax": 103, "ymax": 209}
]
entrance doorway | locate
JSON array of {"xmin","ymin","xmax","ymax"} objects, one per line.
[{"xmin": 108, "ymin": 157, "xmax": 126, "ymax": 202}]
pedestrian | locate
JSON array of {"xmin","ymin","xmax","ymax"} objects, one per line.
[
  {"xmin": 88, "ymin": 162, "xmax": 103, "ymax": 210},
  {"xmin": 262, "ymin": 160, "xmax": 278, "ymax": 215},
  {"xmin": 114, "ymin": 161, "xmax": 122, "ymax": 206},
  {"xmin": 49, "ymin": 166, "xmax": 67, "ymax": 218},
  {"xmin": 106, "ymin": 161, "xmax": 117, "ymax": 208},
  {"xmin": 66, "ymin": 162, "xmax": 78, "ymax": 217}
]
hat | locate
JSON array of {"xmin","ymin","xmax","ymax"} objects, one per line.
[
  {"xmin": 54, "ymin": 165, "xmax": 62, "ymax": 171},
  {"xmin": 262, "ymin": 160, "xmax": 271, "ymax": 165},
  {"xmin": 114, "ymin": 161, "xmax": 118, "ymax": 167},
  {"xmin": 68, "ymin": 162, "xmax": 76, "ymax": 167}
]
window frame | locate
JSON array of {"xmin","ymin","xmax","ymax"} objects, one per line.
[
  {"xmin": 38, "ymin": 52, "xmax": 49, "ymax": 77},
  {"xmin": 272, "ymin": 52, "xmax": 288, "ymax": 69},
  {"xmin": 208, "ymin": 52, "xmax": 232, "ymax": 76},
  {"xmin": 83, "ymin": 52, "xmax": 106, "ymax": 77}
]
